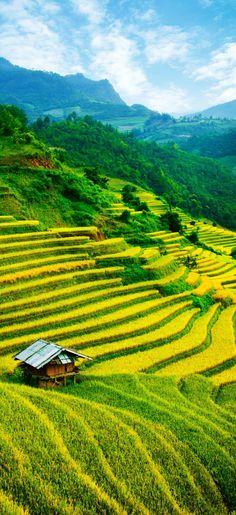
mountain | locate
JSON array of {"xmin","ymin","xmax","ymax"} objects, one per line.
[
  {"xmin": 199, "ymin": 99, "xmax": 236, "ymax": 119},
  {"xmin": 0, "ymin": 57, "xmax": 125, "ymax": 119},
  {"xmin": 0, "ymin": 57, "xmax": 155, "ymax": 130},
  {"xmin": 64, "ymin": 73, "xmax": 124, "ymax": 104}
]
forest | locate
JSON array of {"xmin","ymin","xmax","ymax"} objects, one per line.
[{"xmin": 33, "ymin": 113, "xmax": 236, "ymax": 229}]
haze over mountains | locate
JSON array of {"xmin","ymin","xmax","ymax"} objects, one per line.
[
  {"xmin": 199, "ymin": 99, "xmax": 236, "ymax": 120},
  {"xmin": 0, "ymin": 57, "xmax": 235, "ymax": 128}
]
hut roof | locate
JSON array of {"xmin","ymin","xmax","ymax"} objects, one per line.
[{"xmin": 14, "ymin": 339, "xmax": 92, "ymax": 369}]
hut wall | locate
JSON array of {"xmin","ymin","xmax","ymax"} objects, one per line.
[
  {"xmin": 46, "ymin": 364, "xmax": 67, "ymax": 376},
  {"xmin": 46, "ymin": 363, "xmax": 74, "ymax": 376},
  {"xmin": 65, "ymin": 363, "xmax": 74, "ymax": 373}
]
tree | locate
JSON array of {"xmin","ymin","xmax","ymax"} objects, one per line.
[
  {"xmin": 231, "ymin": 247, "xmax": 236, "ymax": 259},
  {"xmin": 187, "ymin": 230, "xmax": 199, "ymax": 244},
  {"xmin": 160, "ymin": 211, "xmax": 183, "ymax": 233},
  {"xmin": 84, "ymin": 167, "xmax": 109, "ymax": 189},
  {"xmin": 0, "ymin": 105, "xmax": 27, "ymax": 136},
  {"xmin": 120, "ymin": 210, "xmax": 131, "ymax": 223}
]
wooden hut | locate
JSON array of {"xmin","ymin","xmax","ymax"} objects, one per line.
[{"xmin": 14, "ymin": 339, "xmax": 92, "ymax": 387}]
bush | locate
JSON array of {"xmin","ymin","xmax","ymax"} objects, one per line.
[
  {"xmin": 122, "ymin": 263, "xmax": 156, "ymax": 284},
  {"xmin": 159, "ymin": 279, "xmax": 190, "ymax": 296},
  {"xmin": 160, "ymin": 211, "xmax": 183, "ymax": 233},
  {"xmin": 120, "ymin": 210, "xmax": 131, "ymax": 223},
  {"xmin": 231, "ymin": 247, "xmax": 236, "ymax": 259},
  {"xmin": 182, "ymin": 255, "xmax": 197, "ymax": 268},
  {"xmin": 187, "ymin": 230, "xmax": 199, "ymax": 244},
  {"xmin": 126, "ymin": 233, "xmax": 157, "ymax": 246},
  {"xmin": 191, "ymin": 293, "xmax": 214, "ymax": 312}
]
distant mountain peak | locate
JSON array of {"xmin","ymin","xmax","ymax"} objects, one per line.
[
  {"xmin": 199, "ymin": 99, "xmax": 236, "ymax": 119},
  {"xmin": 0, "ymin": 57, "xmax": 126, "ymax": 119},
  {"xmin": 0, "ymin": 57, "xmax": 15, "ymax": 68}
]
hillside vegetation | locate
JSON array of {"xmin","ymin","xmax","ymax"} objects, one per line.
[
  {"xmin": 135, "ymin": 112, "xmax": 236, "ymax": 143},
  {"xmin": 34, "ymin": 114, "xmax": 236, "ymax": 229},
  {"xmin": 0, "ymin": 105, "xmax": 115, "ymax": 227}
]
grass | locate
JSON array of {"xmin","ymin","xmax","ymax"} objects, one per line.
[
  {"xmin": 0, "ymin": 293, "xmax": 185, "ymax": 352},
  {"xmin": 83, "ymin": 307, "xmax": 198, "ymax": 374},
  {"xmin": 0, "ymin": 289, "xmax": 159, "ymax": 338},
  {"xmin": 211, "ymin": 363, "xmax": 236, "ymax": 385},
  {"xmin": 144, "ymin": 303, "xmax": 220, "ymax": 374},
  {"xmin": 0, "ymin": 376, "xmax": 234, "ymax": 513},
  {"xmin": 158, "ymin": 305, "xmax": 235, "ymax": 377}
]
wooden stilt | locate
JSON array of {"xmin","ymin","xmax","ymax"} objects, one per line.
[
  {"xmin": 63, "ymin": 376, "xmax": 66, "ymax": 386},
  {"xmin": 74, "ymin": 374, "xmax": 76, "ymax": 384}
]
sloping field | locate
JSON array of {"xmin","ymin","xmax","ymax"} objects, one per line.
[
  {"xmin": 0, "ymin": 216, "xmax": 235, "ymax": 382},
  {"xmin": 186, "ymin": 222, "xmax": 236, "ymax": 255},
  {"xmin": 0, "ymin": 375, "xmax": 235, "ymax": 515},
  {"xmin": 0, "ymin": 213, "xmax": 235, "ymax": 513},
  {"xmin": 0, "ymin": 375, "xmax": 234, "ymax": 514}
]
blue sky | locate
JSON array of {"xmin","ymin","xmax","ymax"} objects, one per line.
[{"xmin": 0, "ymin": 0, "xmax": 235, "ymax": 113}]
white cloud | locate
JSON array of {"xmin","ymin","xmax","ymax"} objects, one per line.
[
  {"xmin": 193, "ymin": 42, "xmax": 236, "ymax": 103},
  {"xmin": 71, "ymin": 0, "xmax": 107, "ymax": 25},
  {"xmin": 139, "ymin": 83, "xmax": 191, "ymax": 114},
  {"xmin": 89, "ymin": 22, "xmax": 146, "ymax": 96},
  {"xmin": 133, "ymin": 8, "xmax": 157, "ymax": 23},
  {"xmin": 141, "ymin": 26, "xmax": 193, "ymax": 66},
  {"xmin": 87, "ymin": 22, "xmax": 190, "ymax": 113},
  {"xmin": 0, "ymin": 0, "xmax": 84, "ymax": 74}
]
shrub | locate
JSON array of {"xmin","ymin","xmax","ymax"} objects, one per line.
[
  {"xmin": 160, "ymin": 211, "xmax": 183, "ymax": 233},
  {"xmin": 231, "ymin": 247, "xmax": 236, "ymax": 259},
  {"xmin": 126, "ymin": 233, "xmax": 157, "ymax": 246},
  {"xmin": 182, "ymin": 255, "xmax": 197, "ymax": 269},
  {"xmin": 187, "ymin": 230, "xmax": 199, "ymax": 244},
  {"xmin": 191, "ymin": 293, "xmax": 214, "ymax": 312},
  {"xmin": 122, "ymin": 263, "xmax": 156, "ymax": 284},
  {"xmin": 120, "ymin": 210, "xmax": 131, "ymax": 223},
  {"xmin": 159, "ymin": 279, "xmax": 190, "ymax": 296}
]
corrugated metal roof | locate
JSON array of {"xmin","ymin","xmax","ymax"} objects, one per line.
[
  {"xmin": 14, "ymin": 339, "xmax": 92, "ymax": 369},
  {"xmin": 26, "ymin": 344, "xmax": 60, "ymax": 369},
  {"xmin": 15, "ymin": 339, "xmax": 50, "ymax": 362},
  {"xmin": 58, "ymin": 352, "xmax": 72, "ymax": 364}
]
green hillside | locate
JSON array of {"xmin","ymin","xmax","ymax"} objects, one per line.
[
  {"xmin": 135, "ymin": 113, "xmax": 236, "ymax": 145},
  {"xmin": 0, "ymin": 105, "xmax": 115, "ymax": 228},
  {"xmin": 34, "ymin": 114, "xmax": 236, "ymax": 229},
  {"xmin": 181, "ymin": 129, "xmax": 236, "ymax": 158},
  {"xmin": 178, "ymin": 129, "xmax": 236, "ymax": 173},
  {"xmin": 0, "ymin": 58, "xmax": 125, "ymax": 111}
]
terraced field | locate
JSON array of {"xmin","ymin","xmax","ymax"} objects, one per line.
[
  {"xmin": 0, "ymin": 216, "xmax": 235, "ymax": 384},
  {"xmin": 185, "ymin": 221, "xmax": 236, "ymax": 255},
  {"xmin": 0, "ymin": 375, "xmax": 235, "ymax": 514},
  {"xmin": 0, "ymin": 213, "xmax": 235, "ymax": 513}
]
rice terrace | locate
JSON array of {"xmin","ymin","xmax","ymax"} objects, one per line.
[{"xmin": 0, "ymin": 180, "xmax": 235, "ymax": 513}]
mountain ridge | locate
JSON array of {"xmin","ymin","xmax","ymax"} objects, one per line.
[
  {"xmin": 0, "ymin": 57, "xmax": 125, "ymax": 120},
  {"xmin": 197, "ymin": 99, "xmax": 236, "ymax": 119}
]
